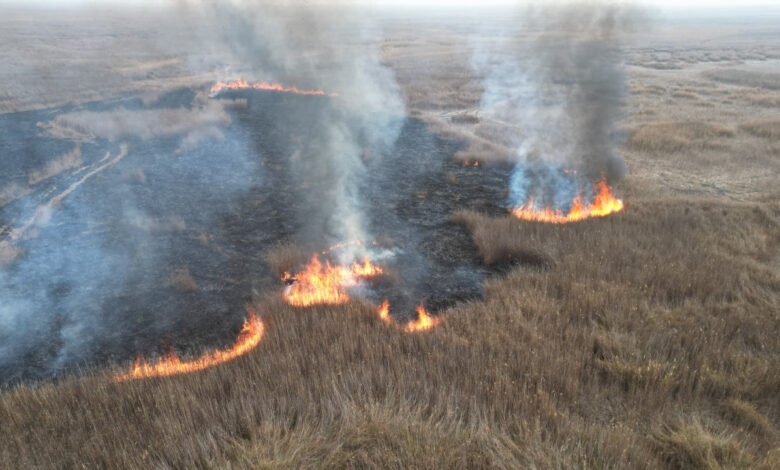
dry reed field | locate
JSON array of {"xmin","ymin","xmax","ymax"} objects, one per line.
[
  {"xmin": 2, "ymin": 199, "xmax": 777, "ymax": 469},
  {"xmin": 1, "ymin": 7, "xmax": 779, "ymax": 470}
]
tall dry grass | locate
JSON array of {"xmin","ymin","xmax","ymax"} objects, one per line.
[
  {"xmin": 703, "ymin": 69, "xmax": 780, "ymax": 91},
  {"xmin": 627, "ymin": 122, "xmax": 735, "ymax": 153},
  {"xmin": 1, "ymin": 199, "xmax": 777, "ymax": 469},
  {"xmin": 741, "ymin": 121, "xmax": 780, "ymax": 140},
  {"xmin": 2, "ymin": 15, "xmax": 779, "ymax": 470}
]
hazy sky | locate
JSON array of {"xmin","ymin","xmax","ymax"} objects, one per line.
[
  {"xmin": 2, "ymin": 0, "xmax": 779, "ymax": 7},
  {"xmin": 2, "ymin": 0, "xmax": 779, "ymax": 20}
]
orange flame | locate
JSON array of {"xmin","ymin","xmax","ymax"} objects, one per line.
[
  {"xmin": 210, "ymin": 78, "xmax": 338, "ymax": 97},
  {"xmin": 404, "ymin": 304, "xmax": 440, "ymax": 332},
  {"xmin": 283, "ymin": 255, "xmax": 383, "ymax": 307},
  {"xmin": 511, "ymin": 179, "xmax": 623, "ymax": 223},
  {"xmin": 351, "ymin": 257, "xmax": 384, "ymax": 277},
  {"xmin": 377, "ymin": 299, "xmax": 392, "ymax": 324},
  {"xmin": 115, "ymin": 309, "xmax": 265, "ymax": 381},
  {"xmin": 375, "ymin": 300, "xmax": 441, "ymax": 332}
]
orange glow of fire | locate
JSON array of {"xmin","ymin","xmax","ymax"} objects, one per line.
[
  {"xmin": 377, "ymin": 299, "xmax": 392, "ymax": 324},
  {"xmin": 115, "ymin": 309, "xmax": 265, "ymax": 381},
  {"xmin": 210, "ymin": 78, "xmax": 338, "ymax": 97},
  {"xmin": 511, "ymin": 179, "xmax": 623, "ymax": 223},
  {"xmin": 463, "ymin": 160, "xmax": 480, "ymax": 167},
  {"xmin": 404, "ymin": 304, "xmax": 440, "ymax": 332},
  {"xmin": 283, "ymin": 255, "xmax": 383, "ymax": 307},
  {"xmin": 351, "ymin": 257, "xmax": 384, "ymax": 277},
  {"xmin": 376, "ymin": 300, "xmax": 441, "ymax": 332}
]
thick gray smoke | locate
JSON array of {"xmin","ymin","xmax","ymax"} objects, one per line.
[
  {"xmin": 193, "ymin": 1, "xmax": 405, "ymax": 261},
  {"xmin": 472, "ymin": 3, "xmax": 647, "ymax": 208}
]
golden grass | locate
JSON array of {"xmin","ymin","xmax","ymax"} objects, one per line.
[
  {"xmin": 627, "ymin": 122, "xmax": 735, "ymax": 153},
  {"xmin": 265, "ymin": 243, "xmax": 309, "ymax": 278},
  {"xmin": 737, "ymin": 92, "xmax": 780, "ymax": 108},
  {"xmin": 740, "ymin": 121, "xmax": 780, "ymax": 140},
  {"xmin": 1, "ymin": 199, "xmax": 777, "ymax": 469},
  {"xmin": 703, "ymin": 69, "xmax": 780, "ymax": 90},
  {"xmin": 652, "ymin": 420, "xmax": 753, "ymax": 469},
  {"xmin": 425, "ymin": 120, "xmax": 512, "ymax": 164},
  {"xmin": 1, "ymin": 14, "xmax": 779, "ymax": 470},
  {"xmin": 451, "ymin": 210, "xmax": 554, "ymax": 268},
  {"xmin": 671, "ymin": 90, "xmax": 700, "ymax": 100},
  {"xmin": 722, "ymin": 398, "xmax": 776, "ymax": 440}
]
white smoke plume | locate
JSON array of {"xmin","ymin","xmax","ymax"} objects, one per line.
[
  {"xmin": 471, "ymin": 2, "xmax": 649, "ymax": 208},
  {"xmin": 190, "ymin": 1, "xmax": 406, "ymax": 260}
]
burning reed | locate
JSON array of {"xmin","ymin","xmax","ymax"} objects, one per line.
[
  {"xmin": 115, "ymin": 309, "xmax": 265, "ymax": 381},
  {"xmin": 470, "ymin": 4, "xmax": 646, "ymax": 222}
]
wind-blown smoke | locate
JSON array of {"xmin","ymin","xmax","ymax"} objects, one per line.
[
  {"xmin": 0, "ymin": 1, "xmax": 406, "ymax": 383},
  {"xmin": 194, "ymin": 0, "xmax": 405, "ymax": 261},
  {"xmin": 471, "ymin": 3, "xmax": 647, "ymax": 212}
]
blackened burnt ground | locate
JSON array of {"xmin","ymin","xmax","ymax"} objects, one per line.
[{"xmin": 0, "ymin": 88, "xmax": 512, "ymax": 384}]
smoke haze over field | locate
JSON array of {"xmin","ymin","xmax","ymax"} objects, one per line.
[
  {"xmin": 0, "ymin": 0, "xmax": 652, "ymax": 383},
  {"xmin": 0, "ymin": 0, "xmax": 407, "ymax": 382}
]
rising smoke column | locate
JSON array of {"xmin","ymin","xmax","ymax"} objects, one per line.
[
  {"xmin": 195, "ymin": 1, "xmax": 405, "ymax": 261},
  {"xmin": 471, "ymin": 3, "xmax": 647, "ymax": 210}
]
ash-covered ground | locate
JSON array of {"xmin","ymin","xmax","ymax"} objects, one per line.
[{"xmin": 0, "ymin": 87, "xmax": 512, "ymax": 384}]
